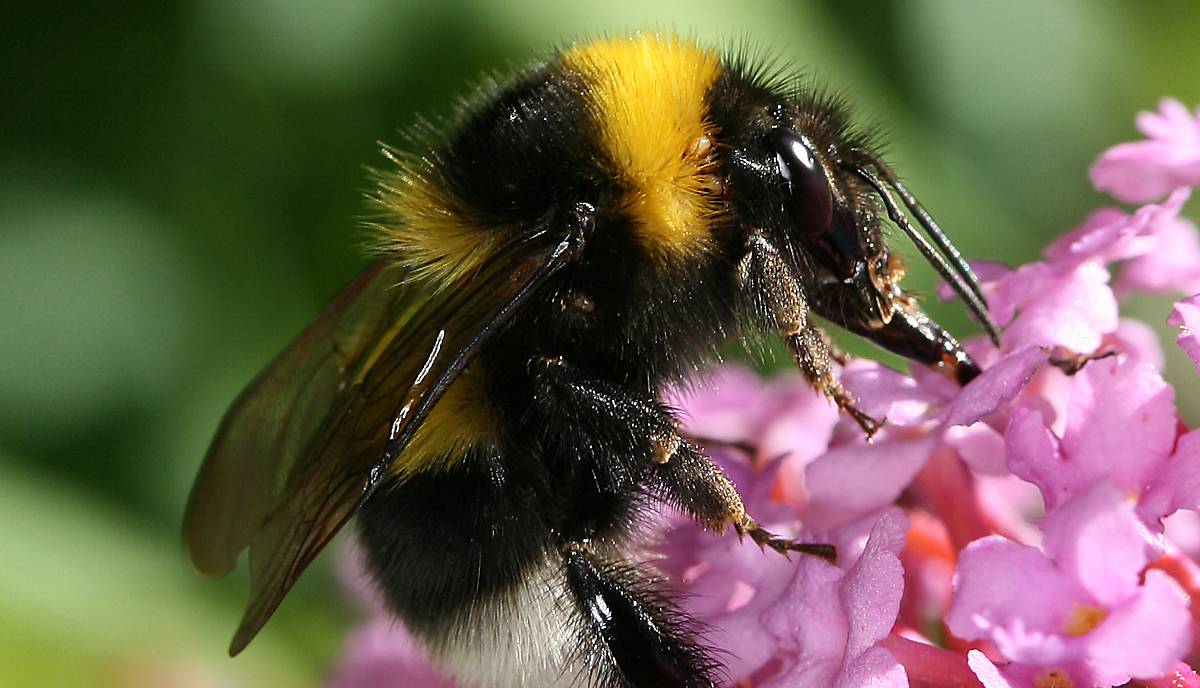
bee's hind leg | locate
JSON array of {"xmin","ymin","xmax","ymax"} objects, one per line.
[{"xmin": 562, "ymin": 544, "xmax": 721, "ymax": 688}]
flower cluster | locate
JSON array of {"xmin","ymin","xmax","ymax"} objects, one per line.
[{"xmin": 331, "ymin": 98, "xmax": 1200, "ymax": 687}]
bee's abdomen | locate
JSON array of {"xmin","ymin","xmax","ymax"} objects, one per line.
[
  {"xmin": 358, "ymin": 448, "xmax": 584, "ymax": 686},
  {"xmin": 358, "ymin": 444, "xmax": 717, "ymax": 688},
  {"xmin": 359, "ymin": 448, "xmax": 551, "ymax": 624}
]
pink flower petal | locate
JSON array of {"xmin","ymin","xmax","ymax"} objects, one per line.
[
  {"xmin": 1168, "ymin": 293, "xmax": 1200, "ymax": 371},
  {"xmin": 806, "ymin": 347, "xmax": 1043, "ymax": 531},
  {"xmin": 759, "ymin": 556, "xmax": 849, "ymax": 685},
  {"xmin": 663, "ymin": 365, "xmax": 778, "ymax": 442},
  {"xmin": 1116, "ymin": 215, "xmax": 1200, "ymax": 296},
  {"xmin": 1084, "ymin": 570, "xmax": 1192, "ymax": 684},
  {"xmin": 1043, "ymin": 188, "xmax": 1190, "ymax": 272},
  {"xmin": 1004, "ymin": 405, "xmax": 1072, "ymax": 511},
  {"xmin": 966, "ymin": 654, "xmax": 1080, "ymax": 688},
  {"xmin": 653, "ymin": 518, "xmax": 798, "ymax": 679},
  {"xmin": 941, "ymin": 346, "xmax": 1046, "ymax": 427},
  {"xmin": 827, "ymin": 507, "xmax": 908, "ymax": 571},
  {"xmin": 907, "ymin": 360, "xmax": 966, "ymax": 404},
  {"xmin": 1105, "ymin": 318, "xmax": 1165, "ymax": 369},
  {"xmin": 1057, "ymin": 357, "xmax": 1175, "ymax": 490},
  {"xmin": 1138, "ymin": 99, "xmax": 1200, "ymax": 142},
  {"xmin": 1091, "ymin": 98, "xmax": 1200, "ymax": 203},
  {"xmin": 1162, "ymin": 509, "xmax": 1200, "ymax": 559},
  {"xmin": 1043, "ymin": 206, "xmax": 1141, "ymax": 267},
  {"xmin": 840, "ymin": 360, "xmax": 944, "ymax": 427},
  {"xmin": 1143, "ymin": 663, "xmax": 1200, "ymax": 688},
  {"xmin": 840, "ymin": 512, "xmax": 908, "ymax": 656},
  {"xmin": 831, "ymin": 646, "xmax": 909, "ymax": 688},
  {"xmin": 974, "ymin": 474, "xmax": 1045, "ymax": 546},
  {"xmin": 944, "ymin": 423, "xmax": 1008, "ymax": 476},
  {"xmin": 966, "ymin": 650, "xmax": 1013, "ymax": 688},
  {"xmin": 1142, "ymin": 428, "xmax": 1200, "ymax": 526},
  {"xmin": 1005, "ymin": 357, "xmax": 1176, "ymax": 514},
  {"xmin": 988, "ymin": 262, "xmax": 1051, "ymax": 328},
  {"xmin": 946, "ymin": 536, "xmax": 1079, "ymax": 649},
  {"xmin": 950, "ymin": 484, "xmax": 1191, "ymax": 685},
  {"xmin": 758, "ymin": 386, "xmax": 840, "ymax": 466},
  {"xmin": 803, "ymin": 433, "xmax": 939, "ymax": 530},
  {"xmin": 1012, "ymin": 364, "xmax": 1074, "ymax": 437},
  {"xmin": 993, "ymin": 261, "xmax": 1118, "ymax": 353},
  {"xmin": 330, "ymin": 620, "xmax": 456, "ymax": 688},
  {"xmin": 1039, "ymin": 481, "xmax": 1148, "ymax": 607},
  {"xmin": 664, "ymin": 366, "xmax": 841, "ymax": 477},
  {"xmin": 759, "ymin": 512, "xmax": 908, "ymax": 688},
  {"xmin": 1096, "ymin": 146, "xmax": 1200, "ymax": 204}
]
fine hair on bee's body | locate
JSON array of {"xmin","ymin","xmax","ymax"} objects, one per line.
[{"xmin": 184, "ymin": 33, "xmax": 998, "ymax": 688}]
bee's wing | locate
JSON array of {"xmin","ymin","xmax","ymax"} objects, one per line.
[
  {"xmin": 184, "ymin": 232, "xmax": 577, "ymax": 656},
  {"xmin": 184, "ymin": 258, "xmax": 416, "ymax": 578}
]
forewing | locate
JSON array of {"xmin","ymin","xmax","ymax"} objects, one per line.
[
  {"xmin": 188, "ymin": 231, "xmax": 578, "ymax": 656},
  {"xmin": 184, "ymin": 259, "xmax": 421, "ymax": 577}
]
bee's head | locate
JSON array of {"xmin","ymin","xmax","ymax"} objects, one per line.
[
  {"xmin": 725, "ymin": 110, "xmax": 890, "ymax": 321},
  {"xmin": 770, "ymin": 124, "xmax": 896, "ymax": 326},
  {"xmin": 724, "ymin": 104, "xmax": 1000, "ymax": 381}
]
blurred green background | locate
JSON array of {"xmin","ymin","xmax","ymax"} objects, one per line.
[{"xmin": 3, "ymin": 1, "xmax": 1199, "ymax": 686}]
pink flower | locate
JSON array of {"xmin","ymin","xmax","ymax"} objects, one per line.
[
  {"xmin": 947, "ymin": 188, "xmax": 1198, "ymax": 353},
  {"xmin": 803, "ymin": 347, "xmax": 1046, "ymax": 530},
  {"xmin": 948, "ymin": 482, "xmax": 1193, "ymax": 687},
  {"xmin": 1043, "ymin": 189, "xmax": 1191, "ymax": 271},
  {"xmin": 756, "ymin": 513, "xmax": 909, "ymax": 688},
  {"xmin": 1041, "ymin": 187, "xmax": 1200, "ymax": 298},
  {"xmin": 1144, "ymin": 663, "xmax": 1200, "ymax": 688},
  {"xmin": 1141, "ymin": 428, "xmax": 1200, "ymax": 531},
  {"xmin": 656, "ymin": 502, "xmax": 911, "ymax": 687},
  {"xmin": 1169, "ymin": 293, "xmax": 1200, "ymax": 371},
  {"xmin": 664, "ymin": 366, "xmax": 839, "ymax": 461},
  {"xmin": 1091, "ymin": 98, "xmax": 1200, "ymax": 203},
  {"xmin": 655, "ymin": 378, "xmax": 920, "ymax": 684},
  {"xmin": 1115, "ymin": 213, "xmax": 1200, "ymax": 296},
  {"xmin": 329, "ymin": 620, "xmax": 456, "ymax": 688},
  {"xmin": 1004, "ymin": 355, "xmax": 1181, "ymax": 522},
  {"xmin": 986, "ymin": 260, "xmax": 1118, "ymax": 353},
  {"xmin": 1106, "ymin": 318, "xmax": 1165, "ymax": 369}
]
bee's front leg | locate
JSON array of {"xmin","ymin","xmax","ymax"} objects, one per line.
[{"xmin": 738, "ymin": 231, "xmax": 884, "ymax": 438}]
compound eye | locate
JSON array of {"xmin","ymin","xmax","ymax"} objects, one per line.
[{"xmin": 772, "ymin": 128, "xmax": 834, "ymax": 235}]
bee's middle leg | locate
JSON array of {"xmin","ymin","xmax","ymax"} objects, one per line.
[{"xmin": 532, "ymin": 356, "xmax": 834, "ymax": 560}]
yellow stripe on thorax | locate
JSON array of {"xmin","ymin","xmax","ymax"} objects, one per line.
[
  {"xmin": 564, "ymin": 34, "xmax": 722, "ymax": 259},
  {"xmin": 390, "ymin": 364, "xmax": 498, "ymax": 478},
  {"xmin": 370, "ymin": 154, "xmax": 501, "ymax": 289}
]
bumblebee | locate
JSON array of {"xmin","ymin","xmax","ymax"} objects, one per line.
[{"xmin": 185, "ymin": 33, "xmax": 998, "ymax": 687}]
